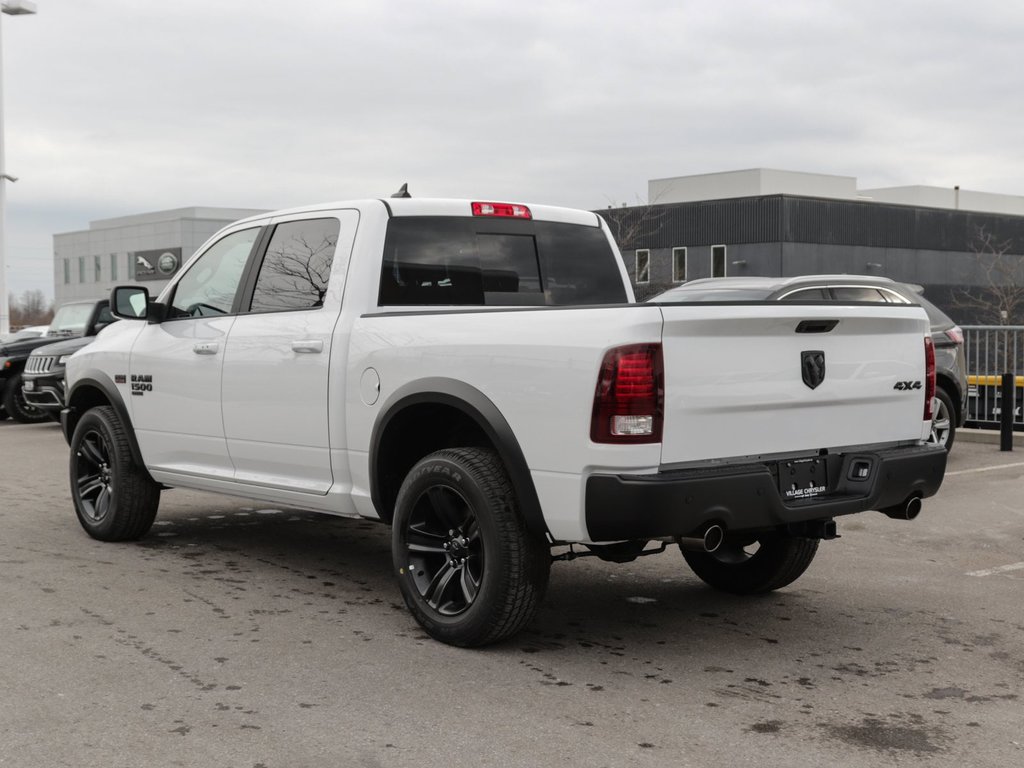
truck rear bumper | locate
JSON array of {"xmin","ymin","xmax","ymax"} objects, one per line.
[{"xmin": 584, "ymin": 444, "xmax": 947, "ymax": 542}]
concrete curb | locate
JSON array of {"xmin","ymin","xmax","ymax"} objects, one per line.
[{"xmin": 957, "ymin": 427, "xmax": 1024, "ymax": 448}]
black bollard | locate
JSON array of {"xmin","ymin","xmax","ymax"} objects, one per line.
[{"xmin": 1000, "ymin": 373, "xmax": 1015, "ymax": 452}]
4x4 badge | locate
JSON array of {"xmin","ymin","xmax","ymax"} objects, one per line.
[{"xmin": 801, "ymin": 351, "xmax": 825, "ymax": 389}]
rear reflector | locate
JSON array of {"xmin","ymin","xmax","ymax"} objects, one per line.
[
  {"xmin": 471, "ymin": 202, "xmax": 532, "ymax": 219},
  {"xmin": 924, "ymin": 335, "xmax": 936, "ymax": 421},
  {"xmin": 945, "ymin": 326, "xmax": 964, "ymax": 345},
  {"xmin": 591, "ymin": 344, "xmax": 664, "ymax": 444}
]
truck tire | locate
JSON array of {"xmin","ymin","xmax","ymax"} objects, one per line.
[
  {"xmin": 69, "ymin": 406, "xmax": 161, "ymax": 541},
  {"xmin": 681, "ymin": 533, "xmax": 818, "ymax": 594},
  {"xmin": 3, "ymin": 373, "xmax": 49, "ymax": 424},
  {"xmin": 928, "ymin": 387, "xmax": 956, "ymax": 452},
  {"xmin": 392, "ymin": 447, "xmax": 550, "ymax": 647}
]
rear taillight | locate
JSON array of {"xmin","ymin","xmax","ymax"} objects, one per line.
[
  {"xmin": 471, "ymin": 201, "xmax": 532, "ymax": 219},
  {"xmin": 591, "ymin": 344, "xmax": 664, "ymax": 444},
  {"xmin": 944, "ymin": 326, "xmax": 964, "ymax": 345},
  {"xmin": 924, "ymin": 335, "xmax": 936, "ymax": 420}
]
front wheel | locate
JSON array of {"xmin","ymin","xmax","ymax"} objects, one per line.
[
  {"xmin": 681, "ymin": 533, "xmax": 819, "ymax": 594},
  {"xmin": 69, "ymin": 406, "xmax": 161, "ymax": 541},
  {"xmin": 392, "ymin": 448, "xmax": 550, "ymax": 647},
  {"xmin": 3, "ymin": 373, "xmax": 49, "ymax": 424}
]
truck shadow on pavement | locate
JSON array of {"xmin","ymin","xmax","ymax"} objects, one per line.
[{"xmin": 85, "ymin": 503, "xmax": 1021, "ymax": 761}]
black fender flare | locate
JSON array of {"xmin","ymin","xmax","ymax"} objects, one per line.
[
  {"xmin": 63, "ymin": 372, "xmax": 150, "ymax": 476},
  {"xmin": 369, "ymin": 378, "xmax": 550, "ymax": 541}
]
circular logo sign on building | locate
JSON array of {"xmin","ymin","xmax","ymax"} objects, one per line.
[
  {"xmin": 158, "ymin": 252, "xmax": 179, "ymax": 275},
  {"xmin": 132, "ymin": 247, "xmax": 183, "ymax": 281}
]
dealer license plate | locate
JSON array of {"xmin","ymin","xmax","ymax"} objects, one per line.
[{"xmin": 778, "ymin": 458, "xmax": 828, "ymax": 501}]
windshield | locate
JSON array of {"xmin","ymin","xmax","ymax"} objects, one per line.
[{"xmin": 47, "ymin": 304, "xmax": 93, "ymax": 336}]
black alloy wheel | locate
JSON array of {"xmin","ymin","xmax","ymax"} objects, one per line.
[
  {"xmin": 403, "ymin": 485, "xmax": 483, "ymax": 617},
  {"xmin": 69, "ymin": 406, "xmax": 160, "ymax": 541},
  {"xmin": 392, "ymin": 448, "xmax": 550, "ymax": 647},
  {"xmin": 74, "ymin": 426, "xmax": 115, "ymax": 525}
]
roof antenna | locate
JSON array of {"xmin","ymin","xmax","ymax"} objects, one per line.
[{"xmin": 391, "ymin": 183, "xmax": 411, "ymax": 199}]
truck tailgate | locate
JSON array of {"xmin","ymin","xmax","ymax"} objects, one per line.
[{"xmin": 658, "ymin": 304, "xmax": 930, "ymax": 464}]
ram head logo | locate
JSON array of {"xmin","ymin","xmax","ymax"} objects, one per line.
[{"xmin": 801, "ymin": 350, "xmax": 826, "ymax": 390}]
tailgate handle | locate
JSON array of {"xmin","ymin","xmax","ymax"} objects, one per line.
[{"xmin": 796, "ymin": 319, "xmax": 839, "ymax": 334}]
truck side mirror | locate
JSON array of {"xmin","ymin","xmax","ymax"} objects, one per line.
[{"xmin": 110, "ymin": 286, "xmax": 150, "ymax": 320}]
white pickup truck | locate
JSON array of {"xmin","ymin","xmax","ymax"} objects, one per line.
[{"xmin": 62, "ymin": 196, "xmax": 947, "ymax": 646}]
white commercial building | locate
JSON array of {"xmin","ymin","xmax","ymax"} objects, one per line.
[
  {"xmin": 53, "ymin": 207, "xmax": 267, "ymax": 305},
  {"xmin": 648, "ymin": 168, "xmax": 1024, "ymax": 216}
]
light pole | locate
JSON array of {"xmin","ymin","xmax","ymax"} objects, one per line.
[{"xmin": 0, "ymin": 0, "xmax": 36, "ymax": 337}]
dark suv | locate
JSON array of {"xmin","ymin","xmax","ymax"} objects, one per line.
[
  {"xmin": 650, "ymin": 275, "xmax": 967, "ymax": 451},
  {"xmin": 0, "ymin": 300, "xmax": 113, "ymax": 423}
]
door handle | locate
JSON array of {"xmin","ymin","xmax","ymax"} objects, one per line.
[
  {"xmin": 291, "ymin": 339, "xmax": 324, "ymax": 354},
  {"xmin": 193, "ymin": 341, "xmax": 219, "ymax": 355}
]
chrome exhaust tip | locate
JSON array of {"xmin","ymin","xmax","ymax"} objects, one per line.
[
  {"xmin": 881, "ymin": 496, "xmax": 922, "ymax": 521},
  {"xmin": 678, "ymin": 524, "xmax": 725, "ymax": 553}
]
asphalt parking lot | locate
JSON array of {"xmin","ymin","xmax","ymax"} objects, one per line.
[{"xmin": 1, "ymin": 420, "xmax": 1022, "ymax": 768}]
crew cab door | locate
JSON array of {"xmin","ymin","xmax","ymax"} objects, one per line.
[
  {"xmin": 220, "ymin": 211, "xmax": 356, "ymax": 494},
  {"xmin": 127, "ymin": 226, "xmax": 264, "ymax": 478}
]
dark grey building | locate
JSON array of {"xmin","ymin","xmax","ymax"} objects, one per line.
[{"xmin": 601, "ymin": 170, "xmax": 1024, "ymax": 325}]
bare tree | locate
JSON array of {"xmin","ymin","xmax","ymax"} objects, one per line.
[
  {"xmin": 250, "ymin": 233, "xmax": 337, "ymax": 312},
  {"xmin": 8, "ymin": 290, "xmax": 53, "ymax": 328},
  {"xmin": 598, "ymin": 193, "xmax": 672, "ymax": 301},
  {"xmin": 598, "ymin": 194, "xmax": 667, "ymax": 252},
  {"xmin": 953, "ymin": 227, "xmax": 1024, "ymax": 326}
]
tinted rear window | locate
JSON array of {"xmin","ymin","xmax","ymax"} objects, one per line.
[{"xmin": 378, "ymin": 217, "xmax": 627, "ymax": 306}]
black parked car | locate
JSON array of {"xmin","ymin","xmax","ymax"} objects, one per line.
[
  {"xmin": 0, "ymin": 300, "xmax": 113, "ymax": 423},
  {"xmin": 21, "ymin": 334, "xmax": 98, "ymax": 420},
  {"xmin": 649, "ymin": 275, "xmax": 967, "ymax": 451}
]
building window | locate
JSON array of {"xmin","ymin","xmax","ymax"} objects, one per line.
[
  {"xmin": 63, "ymin": 259, "xmax": 70, "ymax": 285},
  {"xmin": 711, "ymin": 245, "xmax": 727, "ymax": 278},
  {"xmin": 635, "ymin": 249, "xmax": 650, "ymax": 284},
  {"xmin": 672, "ymin": 247, "xmax": 687, "ymax": 283},
  {"xmin": 94, "ymin": 255, "xmax": 102, "ymax": 282},
  {"xmin": 78, "ymin": 257, "xmax": 85, "ymax": 283},
  {"xmin": 110, "ymin": 253, "xmax": 118, "ymax": 281}
]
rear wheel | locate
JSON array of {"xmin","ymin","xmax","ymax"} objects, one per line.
[
  {"xmin": 392, "ymin": 447, "xmax": 550, "ymax": 647},
  {"xmin": 681, "ymin": 532, "xmax": 819, "ymax": 594},
  {"xmin": 928, "ymin": 387, "xmax": 956, "ymax": 451},
  {"xmin": 3, "ymin": 373, "xmax": 49, "ymax": 424},
  {"xmin": 69, "ymin": 406, "xmax": 160, "ymax": 541}
]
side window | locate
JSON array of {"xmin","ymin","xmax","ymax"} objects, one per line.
[
  {"xmin": 249, "ymin": 218, "xmax": 340, "ymax": 313},
  {"xmin": 832, "ymin": 286, "xmax": 887, "ymax": 302},
  {"xmin": 671, "ymin": 247, "xmax": 687, "ymax": 283},
  {"xmin": 711, "ymin": 245, "xmax": 727, "ymax": 278},
  {"xmin": 780, "ymin": 287, "xmax": 830, "ymax": 301},
  {"xmin": 635, "ymin": 249, "xmax": 650, "ymax": 284},
  {"xmin": 96, "ymin": 305, "xmax": 114, "ymax": 325},
  {"xmin": 168, "ymin": 228, "xmax": 260, "ymax": 319},
  {"xmin": 879, "ymin": 288, "xmax": 911, "ymax": 304}
]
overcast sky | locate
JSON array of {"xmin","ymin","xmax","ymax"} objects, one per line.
[{"xmin": 4, "ymin": 0, "xmax": 1024, "ymax": 299}]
